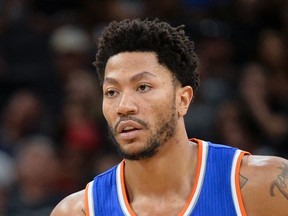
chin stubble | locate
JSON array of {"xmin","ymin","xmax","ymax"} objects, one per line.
[{"xmin": 107, "ymin": 102, "xmax": 177, "ymax": 161}]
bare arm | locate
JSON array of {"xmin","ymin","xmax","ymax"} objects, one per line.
[
  {"xmin": 50, "ymin": 190, "xmax": 86, "ymax": 216},
  {"xmin": 240, "ymin": 155, "xmax": 288, "ymax": 216},
  {"xmin": 270, "ymin": 161, "xmax": 288, "ymax": 200}
]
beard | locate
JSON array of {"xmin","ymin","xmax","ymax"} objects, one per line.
[{"xmin": 107, "ymin": 101, "xmax": 177, "ymax": 161}]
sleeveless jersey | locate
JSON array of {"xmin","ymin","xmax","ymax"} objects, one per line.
[{"xmin": 85, "ymin": 139, "xmax": 249, "ymax": 216}]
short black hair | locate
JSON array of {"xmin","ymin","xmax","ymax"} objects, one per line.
[{"xmin": 95, "ymin": 18, "xmax": 200, "ymax": 92}]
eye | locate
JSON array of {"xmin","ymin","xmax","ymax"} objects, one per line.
[
  {"xmin": 104, "ymin": 89, "xmax": 118, "ymax": 97},
  {"xmin": 137, "ymin": 83, "xmax": 151, "ymax": 93}
]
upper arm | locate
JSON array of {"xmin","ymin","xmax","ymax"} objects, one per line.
[
  {"xmin": 240, "ymin": 155, "xmax": 288, "ymax": 216},
  {"xmin": 50, "ymin": 190, "xmax": 86, "ymax": 216}
]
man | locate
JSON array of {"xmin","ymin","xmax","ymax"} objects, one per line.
[{"xmin": 51, "ymin": 19, "xmax": 288, "ymax": 215}]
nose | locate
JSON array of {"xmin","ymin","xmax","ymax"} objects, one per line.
[{"xmin": 116, "ymin": 92, "xmax": 138, "ymax": 116}]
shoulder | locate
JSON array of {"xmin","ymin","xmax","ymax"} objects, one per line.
[
  {"xmin": 241, "ymin": 154, "xmax": 287, "ymax": 176},
  {"xmin": 50, "ymin": 190, "xmax": 86, "ymax": 216},
  {"xmin": 240, "ymin": 155, "xmax": 288, "ymax": 216}
]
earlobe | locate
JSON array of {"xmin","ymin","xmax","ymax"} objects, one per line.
[{"xmin": 178, "ymin": 86, "xmax": 193, "ymax": 116}]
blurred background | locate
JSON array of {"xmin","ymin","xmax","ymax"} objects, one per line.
[{"xmin": 0, "ymin": 0, "xmax": 287, "ymax": 215}]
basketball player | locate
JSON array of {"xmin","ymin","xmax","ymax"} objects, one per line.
[{"xmin": 51, "ymin": 19, "xmax": 288, "ymax": 215}]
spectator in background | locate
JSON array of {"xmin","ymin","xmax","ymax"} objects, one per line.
[
  {"xmin": 64, "ymin": 70, "xmax": 102, "ymax": 119},
  {"xmin": 237, "ymin": 29, "xmax": 288, "ymax": 155},
  {"xmin": 49, "ymin": 24, "xmax": 93, "ymax": 81},
  {"xmin": 257, "ymin": 29, "xmax": 287, "ymax": 73},
  {"xmin": 57, "ymin": 70, "xmax": 105, "ymax": 195},
  {"xmin": 0, "ymin": 0, "xmax": 54, "ymax": 95},
  {"xmin": 256, "ymin": 30, "xmax": 288, "ymax": 114},
  {"xmin": 0, "ymin": 90, "xmax": 45, "ymax": 156},
  {"xmin": 240, "ymin": 62, "xmax": 288, "ymax": 156},
  {"xmin": 5, "ymin": 135, "xmax": 61, "ymax": 216},
  {"xmin": 215, "ymin": 100, "xmax": 279, "ymax": 155},
  {"xmin": 104, "ymin": 0, "xmax": 145, "ymax": 21},
  {"xmin": 185, "ymin": 23, "xmax": 237, "ymax": 140},
  {"xmin": 47, "ymin": 24, "xmax": 96, "ymax": 134}
]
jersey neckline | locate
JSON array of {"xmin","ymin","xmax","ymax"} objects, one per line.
[{"xmin": 116, "ymin": 139, "xmax": 209, "ymax": 216}]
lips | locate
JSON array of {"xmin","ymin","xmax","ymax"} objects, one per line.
[
  {"xmin": 116, "ymin": 120, "xmax": 143, "ymax": 134},
  {"xmin": 115, "ymin": 120, "xmax": 143, "ymax": 141}
]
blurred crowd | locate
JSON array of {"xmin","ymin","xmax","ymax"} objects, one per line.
[{"xmin": 0, "ymin": 0, "xmax": 287, "ymax": 215}]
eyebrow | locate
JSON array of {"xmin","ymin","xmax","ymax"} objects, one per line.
[{"xmin": 103, "ymin": 71, "xmax": 157, "ymax": 85}]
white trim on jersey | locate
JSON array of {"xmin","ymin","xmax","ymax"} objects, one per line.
[
  {"xmin": 87, "ymin": 181, "xmax": 95, "ymax": 216},
  {"xmin": 183, "ymin": 140, "xmax": 209, "ymax": 216},
  {"xmin": 116, "ymin": 164, "xmax": 131, "ymax": 215}
]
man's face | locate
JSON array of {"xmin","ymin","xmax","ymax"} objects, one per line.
[{"xmin": 102, "ymin": 52, "xmax": 179, "ymax": 160}]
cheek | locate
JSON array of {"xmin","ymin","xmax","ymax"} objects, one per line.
[{"xmin": 148, "ymin": 102, "xmax": 169, "ymax": 121}]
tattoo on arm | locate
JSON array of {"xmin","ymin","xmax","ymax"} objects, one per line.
[
  {"xmin": 270, "ymin": 162, "xmax": 288, "ymax": 200},
  {"xmin": 81, "ymin": 207, "xmax": 86, "ymax": 215},
  {"xmin": 240, "ymin": 173, "xmax": 248, "ymax": 189}
]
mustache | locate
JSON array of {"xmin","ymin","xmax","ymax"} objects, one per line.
[{"xmin": 113, "ymin": 116, "xmax": 148, "ymax": 133}]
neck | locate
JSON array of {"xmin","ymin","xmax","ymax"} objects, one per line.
[{"xmin": 124, "ymin": 135, "xmax": 199, "ymax": 200}]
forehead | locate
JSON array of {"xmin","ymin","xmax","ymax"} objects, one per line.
[{"xmin": 104, "ymin": 51, "xmax": 173, "ymax": 81}]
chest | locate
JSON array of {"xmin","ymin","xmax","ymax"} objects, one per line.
[{"xmin": 130, "ymin": 196, "xmax": 188, "ymax": 216}]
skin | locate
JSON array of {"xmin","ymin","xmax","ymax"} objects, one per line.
[{"xmin": 51, "ymin": 52, "xmax": 288, "ymax": 216}]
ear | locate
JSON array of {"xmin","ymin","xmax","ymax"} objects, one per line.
[{"xmin": 177, "ymin": 86, "xmax": 193, "ymax": 117}]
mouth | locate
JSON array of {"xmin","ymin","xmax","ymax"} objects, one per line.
[
  {"xmin": 121, "ymin": 126, "xmax": 140, "ymax": 133},
  {"xmin": 116, "ymin": 120, "xmax": 143, "ymax": 140},
  {"xmin": 117, "ymin": 120, "xmax": 142, "ymax": 133}
]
